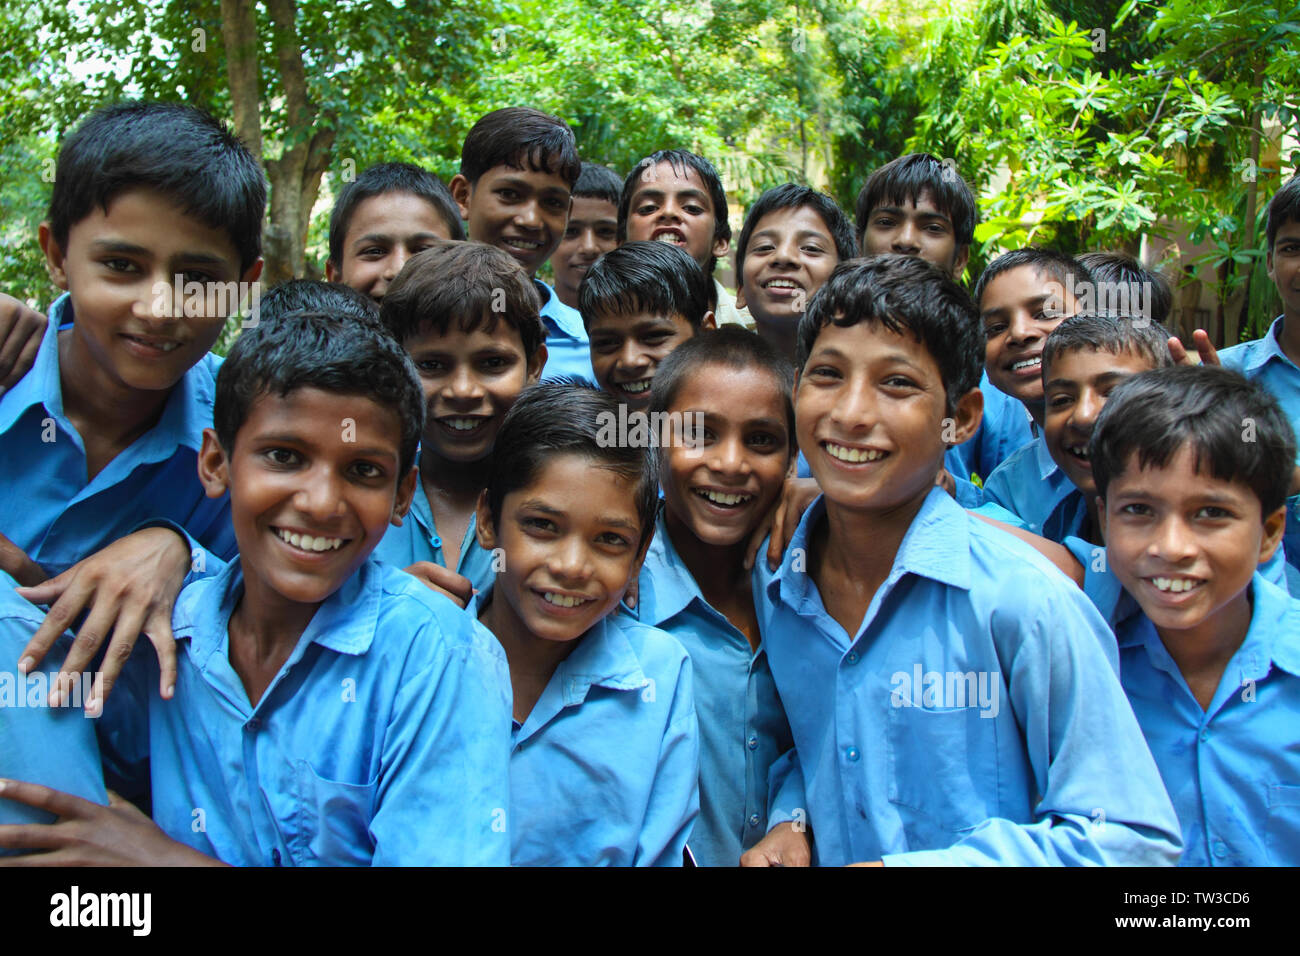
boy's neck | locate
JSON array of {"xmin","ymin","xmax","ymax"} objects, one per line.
[
  {"xmin": 754, "ymin": 317, "xmax": 799, "ymax": 364},
  {"xmin": 227, "ymin": 578, "xmax": 323, "ymax": 707},
  {"xmin": 420, "ymin": 447, "xmax": 494, "ymax": 502},
  {"xmin": 58, "ymin": 329, "xmax": 172, "ymax": 464},
  {"xmin": 1024, "ymin": 398, "xmax": 1046, "ymax": 429},
  {"xmin": 1279, "ymin": 310, "xmax": 1300, "ymax": 366},
  {"xmin": 1154, "ymin": 587, "xmax": 1254, "ymax": 712},
  {"xmin": 479, "ymin": 589, "xmax": 578, "ymax": 723},
  {"xmin": 813, "ymin": 487, "xmax": 931, "ymax": 613},
  {"xmin": 663, "ymin": 508, "xmax": 750, "ymax": 604}
]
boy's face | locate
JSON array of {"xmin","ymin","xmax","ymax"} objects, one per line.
[
  {"xmin": 737, "ymin": 205, "xmax": 839, "ymax": 329},
  {"xmin": 588, "ymin": 308, "xmax": 712, "ymax": 412},
  {"xmin": 1099, "ymin": 445, "xmax": 1285, "ymax": 642},
  {"xmin": 476, "ymin": 453, "xmax": 646, "ymax": 644},
  {"xmin": 405, "ymin": 320, "xmax": 545, "ymax": 464},
  {"xmin": 796, "ymin": 320, "xmax": 979, "ymax": 514},
  {"xmin": 199, "ymin": 386, "xmax": 416, "ymax": 611},
  {"xmin": 981, "ymin": 264, "xmax": 1078, "ymax": 406},
  {"xmin": 623, "ymin": 162, "xmax": 729, "ymax": 271},
  {"xmin": 859, "ymin": 190, "xmax": 968, "ymax": 278},
  {"xmin": 551, "ymin": 196, "xmax": 619, "ymax": 304},
  {"xmin": 660, "ymin": 363, "xmax": 791, "ymax": 548},
  {"xmin": 449, "ymin": 165, "xmax": 571, "ymax": 277},
  {"xmin": 39, "ymin": 187, "xmax": 261, "ymax": 394},
  {"xmin": 1267, "ymin": 216, "xmax": 1300, "ymax": 322},
  {"xmin": 325, "ymin": 191, "xmax": 455, "ymax": 302},
  {"xmin": 1044, "ymin": 347, "xmax": 1157, "ymax": 497}
]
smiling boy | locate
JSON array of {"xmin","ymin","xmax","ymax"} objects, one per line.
[
  {"xmin": 549, "ymin": 162, "xmax": 622, "ymax": 310},
  {"xmin": 1094, "ymin": 365, "xmax": 1300, "ymax": 865},
  {"xmin": 755, "ymin": 254, "xmax": 1180, "ymax": 865}
]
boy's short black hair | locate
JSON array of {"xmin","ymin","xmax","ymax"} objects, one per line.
[
  {"xmin": 617, "ymin": 149, "xmax": 731, "ymax": 272},
  {"xmin": 972, "ymin": 247, "xmax": 1095, "ymax": 312},
  {"xmin": 854, "ymin": 153, "xmax": 977, "ymax": 251},
  {"xmin": 486, "ymin": 381, "xmax": 659, "ymax": 553},
  {"xmin": 573, "ymin": 162, "xmax": 623, "ymax": 206},
  {"xmin": 49, "ymin": 101, "xmax": 266, "ymax": 272},
  {"xmin": 254, "ymin": 279, "xmax": 380, "ymax": 329},
  {"xmin": 215, "ymin": 310, "xmax": 424, "ymax": 476},
  {"xmin": 1076, "ymin": 252, "xmax": 1172, "ymax": 325},
  {"xmin": 328, "ymin": 162, "xmax": 465, "ymax": 265},
  {"xmin": 1091, "ymin": 365, "xmax": 1297, "ymax": 515},
  {"xmin": 1266, "ymin": 174, "xmax": 1300, "ymax": 252},
  {"xmin": 735, "ymin": 184, "xmax": 857, "ymax": 282},
  {"xmin": 796, "ymin": 254, "xmax": 982, "ymax": 410},
  {"xmin": 380, "ymin": 240, "xmax": 545, "ymax": 359},
  {"xmin": 459, "ymin": 107, "xmax": 581, "ymax": 188},
  {"xmin": 650, "ymin": 326, "xmax": 795, "ymax": 451},
  {"xmin": 577, "ymin": 241, "xmax": 711, "ymax": 331},
  {"xmin": 1042, "ymin": 312, "xmax": 1175, "ymax": 376}
]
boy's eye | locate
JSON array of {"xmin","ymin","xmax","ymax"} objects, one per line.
[
  {"xmin": 1047, "ymin": 392, "xmax": 1074, "ymax": 409},
  {"xmin": 597, "ymin": 531, "xmax": 630, "ymax": 548},
  {"xmin": 596, "ymin": 226, "xmax": 618, "ymax": 240},
  {"xmin": 882, "ymin": 374, "xmax": 920, "ymax": 390},
  {"xmin": 872, "ymin": 217, "xmax": 895, "ymax": 228},
  {"xmin": 416, "ymin": 358, "xmax": 445, "ymax": 374},
  {"xmin": 102, "ymin": 257, "xmax": 137, "ymax": 273},
  {"xmin": 264, "ymin": 448, "xmax": 300, "ymax": 466},
  {"xmin": 641, "ymin": 332, "xmax": 672, "ymax": 346},
  {"xmin": 684, "ymin": 204, "xmax": 706, "ymax": 216},
  {"xmin": 801, "ymin": 243, "xmax": 826, "ymax": 255},
  {"xmin": 497, "ymin": 189, "xmax": 520, "ymax": 202},
  {"xmin": 807, "ymin": 364, "xmax": 841, "ymax": 380},
  {"xmin": 1119, "ymin": 502, "xmax": 1153, "ymax": 517},
  {"xmin": 479, "ymin": 355, "xmax": 512, "ymax": 372},
  {"xmin": 1195, "ymin": 505, "xmax": 1234, "ymax": 520},
  {"xmin": 544, "ymin": 197, "xmax": 567, "ymax": 211},
  {"xmin": 747, "ymin": 431, "xmax": 778, "ymax": 448},
  {"xmin": 351, "ymin": 461, "xmax": 386, "ymax": 480},
  {"xmin": 926, "ymin": 223, "xmax": 947, "ymax": 235},
  {"xmin": 591, "ymin": 337, "xmax": 621, "ymax": 354},
  {"xmin": 751, "ymin": 242, "xmax": 775, "ymax": 255},
  {"xmin": 635, "ymin": 202, "xmax": 659, "ymax": 216},
  {"xmin": 984, "ymin": 323, "xmax": 1007, "ymax": 339},
  {"xmin": 563, "ymin": 227, "xmax": 579, "ymax": 240},
  {"xmin": 522, "ymin": 516, "xmax": 557, "ymax": 534},
  {"xmin": 182, "ymin": 270, "xmax": 216, "ymax": 285}
]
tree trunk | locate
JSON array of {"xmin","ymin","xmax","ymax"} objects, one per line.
[{"xmin": 1231, "ymin": 58, "xmax": 1267, "ymax": 347}]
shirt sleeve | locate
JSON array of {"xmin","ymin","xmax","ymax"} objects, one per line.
[
  {"xmin": 369, "ymin": 617, "xmax": 513, "ymax": 866},
  {"xmin": 765, "ymin": 746, "xmax": 808, "ymax": 835},
  {"xmin": 634, "ymin": 653, "xmax": 700, "ymax": 867},
  {"xmin": 881, "ymin": 590, "xmax": 1182, "ymax": 867}
]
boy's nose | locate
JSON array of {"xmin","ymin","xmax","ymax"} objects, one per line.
[
  {"xmin": 443, "ymin": 364, "xmax": 484, "ymax": 401},
  {"xmin": 617, "ymin": 340, "xmax": 650, "ymax": 371},
  {"xmin": 830, "ymin": 377, "xmax": 878, "ymax": 429},
  {"xmin": 707, "ymin": 434, "xmax": 750, "ymax": 477},
  {"xmin": 1005, "ymin": 310, "xmax": 1042, "ymax": 344},
  {"xmin": 294, "ymin": 468, "xmax": 347, "ymax": 521},
  {"xmin": 384, "ymin": 248, "xmax": 410, "ymax": 279},
  {"xmin": 891, "ymin": 221, "xmax": 921, "ymax": 254},
  {"xmin": 1150, "ymin": 516, "xmax": 1197, "ymax": 563},
  {"xmin": 1073, "ymin": 389, "xmax": 1104, "ymax": 429},
  {"xmin": 547, "ymin": 534, "xmax": 591, "ymax": 581},
  {"xmin": 514, "ymin": 199, "xmax": 542, "ymax": 230}
]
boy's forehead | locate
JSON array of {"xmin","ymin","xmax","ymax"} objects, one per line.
[
  {"xmin": 806, "ymin": 318, "xmax": 939, "ymax": 372},
  {"xmin": 589, "ymin": 307, "xmax": 690, "ymax": 331},
  {"xmin": 242, "ymin": 385, "xmax": 402, "ymax": 445},
  {"xmin": 631, "ymin": 162, "xmax": 711, "ymax": 200},
  {"xmin": 569, "ymin": 195, "xmax": 618, "ymax": 221},
  {"xmin": 1047, "ymin": 344, "xmax": 1156, "ymax": 381},
  {"xmin": 484, "ymin": 161, "xmax": 572, "ymax": 194},
  {"xmin": 669, "ymin": 363, "xmax": 787, "ymax": 418},
  {"xmin": 75, "ymin": 186, "xmax": 243, "ymax": 266},
  {"xmin": 871, "ymin": 188, "xmax": 948, "ymax": 221},
  {"xmin": 755, "ymin": 204, "xmax": 832, "ymax": 236},
  {"xmin": 345, "ymin": 191, "xmax": 451, "ymax": 239},
  {"xmin": 406, "ymin": 313, "xmax": 527, "ymax": 351},
  {"xmin": 515, "ymin": 452, "xmax": 643, "ymax": 519}
]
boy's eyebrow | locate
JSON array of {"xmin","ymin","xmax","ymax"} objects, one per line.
[
  {"xmin": 1043, "ymin": 376, "xmax": 1079, "ymax": 391},
  {"xmin": 350, "ymin": 229, "xmax": 441, "ymax": 247},
  {"xmin": 753, "ymin": 226, "xmax": 831, "ymax": 242},
  {"xmin": 89, "ymin": 239, "xmax": 229, "ymax": 266},
  {"xmin": 981, "ymin": 293, "xmax": 1050, "ymax": 320},
  {"xmin": 632, "ymin": 186, "xmax": 710, "ymax": 205},
  {"xmin": 517, "ymin": 499, "xmax": 640, "ymax": 533},
  {"xmin": 494, "ymin": 175, "xmax": 570, "ymax": 197},
  {"xmin": 869, "ymin": 204, "xmax": 952, "ymax": 224},
  {"xmin": 250, "ymin": 432, "xmax": 398, "ymax": 460}
]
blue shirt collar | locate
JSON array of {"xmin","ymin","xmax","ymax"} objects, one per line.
[
  {"xmin": 768, "ymin": 486, "xmax": 972, "ymax": 610},
  {"xmin": 534, "ymin": 279, "xmax": 586, "ymax": 341},
  {"xmin": 1233, "ymin": 316, "xmax": 1294, "ymax": 374},
  {"xmin": 1118, "ymin": 573, "xmax": 1300, "ymax": 680},
  {"xmin": 0, "ymin": 293, "xmax": 214, "ymax": 455},
  {"xmin": 1033, "ymin": 434, "xmax": 1059, "ymax": 480},
  {"xmin": 636, "ymin": 512, "xmax": 707, "ymax": 626}
]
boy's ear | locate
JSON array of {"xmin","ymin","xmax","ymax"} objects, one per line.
[
  {"xmin": 197, "ymin": 428, "xmax": 232, "ymax": 499},
  {"xmin": 240, "ymin": 258, "xmax": 264, "ymax": 286},
  {"xmin": 1094, "ymin": 496, "xmax": 1108, "ymax": 540},
  {"xmin": 946, "ymin": 387, "xmax": 984, "ymax": 446},
  {"xmin": 474, "ymin": 489, "xmax": 498, "ymax": 551},
  {"xmin": 950, "ymin": 244, "xmax": 970, "ymax": 282},
  {"xmin": 734, "ymin": 284, "xmax": 747, "ymax": 310},
  {"xmin": 391, "ymin": 465, "xmax": 418, "ymax": 526},
  {"xmin": 711, "ymin": 235, "xmax": 731, "ymax": 260},
  {"xmin": 38, "ymin": 222, "xmax": 70, "ymax": 291},
  {"xmin": 449, "ymin": 174, "xmax": 474, "ymax": 221},
  {"xmin": 700, "ymin": 309, "xmax": 716, "ymax": 332},
  {"xmin": 325, "ymin": 259, "xmax": 341, "ymax": 283},
  {"xmin": 526, "ymin": 343, "xmax": 548, "ymax": 384},
  {"xmin": 1259, "ymin": 503, "xmax": 1287, "ymax": 564}
]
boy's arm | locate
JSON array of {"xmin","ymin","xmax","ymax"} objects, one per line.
[
  {"xmin": 369, "ymin": 622, "xmax": 513, "ymax": 866},
  {"xmin": 742, "ymin": 748, "xmax": 812, "ymax": 866},
  {"xmin": 0, "ymin": 295, "xmax": 46, "ymax": 396},
  {"xmin": 879, "ymin": 592, "xmax": 1181, "ymax": 866},
  {"xmin": 744, "ymin": 476, "xmax": 821, "ymax": 572},
  {"xmin": 633, "ymin": 655, "xmax": 701, "ymax": 867}
]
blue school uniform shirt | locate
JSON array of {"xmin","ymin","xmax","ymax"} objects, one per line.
[
  {"xmin": 96, "ymin": 557, "xmax": 513, "ymax": 866},
  {"xmin": 632, "ymin": 512, "xmax": 803, "ymax": 866},
  {"xmin": 0, "ymin": 571, "xmax": 109, "ymax": 830},
  {"xmin": 754, "ymin": 487, "xmax": 1182, "ymax": 866},
  {"xmin": 474, "ymin": 590, "xmax": 699, "ymax": 866},
  {"xmin": 0, "ymin": 295, "xmax": 235, "ymax": 576},
  {"xmin": 977, "ymin": 436, "xmax": 1087, "ymax": 542},
  {"xmin": 371, "ymin": 474, "xmax": 497, "ymax": 593},
  {"xmin": 535, "ymin": 279, "xmax": 596, "ymax": 384},
  {"xmin": 1118, "ymin": 573, "xmax": 1300, "ymax": 866},
  {"xmin": 945, "ymin": 373, "xmax": 1036, "ymax": 487},
  {"xmin": 1220, "ymin": 316, "xmax": 1300, "ymax": 575}
]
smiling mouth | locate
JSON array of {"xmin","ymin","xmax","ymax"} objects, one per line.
[
  {"xmin": 652, "ymin": 229, "xmax": 686, "ymax": 245},
  {"xmin": 762, "ymin": 278, "xmax": 802, "ymax": 292},
  {"xmin": 122, "ymin": 333, "xmax": 182, "ymax": 353},
  {"xmin": 824, "ymin": 441, "xmax": 887, "ymax": 463},
  {"xmin": 437, "ymin": 416, "xmax": 489, "ymax": 434},
  {"xmin": 502, "ymin": 236, "xmax": 543, "ymax": 252},
  {"xmin": 538, "ymin": 590, "xmax": 594, "ymax": 609},
  {"xmin": 1148, "ymin": 576, "xmax": 1205, "ymax": 594},
  {"xmin": 693, "ymin": 488, "xmax": 753, "ymax": 508},
  {"xmin": 1065, "ymin": 442, "xmax": 1090, "ymax": 463},
  {"xmin": 615, "ymin": 379, "xmax": 652, "ymax": 395},
  {"xmin": 274, "ymin": 527, "xmax": 346, "ymax": 552},
  {"xmin": 1009, "ymin": 356, "xmax": 1042, "ymax": 374}
]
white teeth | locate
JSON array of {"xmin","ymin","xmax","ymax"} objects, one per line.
[
  {"xmin": 824, "ymin": 442, "xmax": 885, "ymax": 463},
  {"xmin": 127, "ymin": 335, "xmax": 180, "ymax": 352},
  {"xmin": 503, "ymin": 237, "xmax": 542, "ymax": 249},
  {"xmin": 1012, "ymin": 357, "xmax": 1042, "ymax": 371},
  {"xmin": 1152, "ymin": 576, "xmax": 1201, "ymax": 593},
  {"xmin": 653, "ymin": 233, "xmax": 685, "ymax": 244},
  {"xmin": 276, "ymin": 528, "xmax": 344, "ymax": 552},
  {"xmin": 1068, "ymin": 445, "xmax": 1089, "ymax": 459},
  {"xmin": 444, "ymin": 417, "xmax": 483, "ymax": 431},
  {"xmin": 696, "ymin": 489, "xmax": 753, "ymax": 507},
  {"xmin": 764, "ymin": 279, "xmax": 800, "ymax": 289},
  {"xmin": 620, "ymin": 380, "xmax": 651, "ymax": 393},
  {"xmin": 542, "ymin": 591, "xmax": 589, "ymax": 608}
]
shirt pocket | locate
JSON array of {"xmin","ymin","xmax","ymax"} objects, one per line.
[
  {"xmin": 289, "ymin": 760, "xmax": 379, "ymax": 866},
  {"xmin": 1266, "ymin": 783, "xmax": 1300, "ymax": 864},
  {"xmin": 887, "ymin": 705, "xmax": 998, "ymax": 849}
]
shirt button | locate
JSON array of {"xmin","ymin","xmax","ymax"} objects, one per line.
[
  {"xmin": 1199, "ymin": 728, "xmax": 1209, "ymax": 742},
  {"xmin": 1213, "ymin": 841, "xmax": 1228, "ymax": 860},
  {"xmin": 846, "ymin": 651, "xmax": 859, "ymax": 664},
  {"xmin": 246, "ymin": 718, "xmax": 261, "ymax": 731},
  {"xmin": 747, "ymin": 735, "xmax": 758, "ymax": 751},
  {"xmin": 748, "ymin": 814, "xmax": 760, "ymax": 828},
  {"xmin": 845, "ymin": 746, "xmax": 860, "ymax": 762}
]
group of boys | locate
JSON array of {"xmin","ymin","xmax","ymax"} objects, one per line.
[{"xmin": 0, "ymin": 98, "xmax": 1297, "ymax": 867}]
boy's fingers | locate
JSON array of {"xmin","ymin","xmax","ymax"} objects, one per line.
[
  {"xmin": 15, "ymin": 571, "xmax": 87, "ymax": 673},
  {"xmin": 90, "ymin": 603, "xmax": 150, "ymax": 711},
  {"xmin": 143, "ymin": 618, "xmax": 178, "ymax": 700},
  {"xmin": 1193, "ymin": 329, "xmax": 1221, "ymax": 366},
  {"xmin": 0, "ymin": 779, "xmax": 90, "ymax": 819},
  {"xmin": 0, "ymin": 313, "xmax": 45, "ymax": 392},
  {"xmin": 1167, "ymin": 335, "xmax": 1192, "ymax": 365},
  {"xmin": 51, "ymin": 598, "xmax": 122, "ymax": 704},
  {"xmin": 767, "ymin": 506, "xmax": 787, "ymax": 571}
]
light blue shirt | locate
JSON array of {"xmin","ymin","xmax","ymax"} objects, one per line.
[
  {"xmin": 1118, "ymin": 573, "xmax": 1300, "ymax": 866},
  {"xmin": 755, "ymin": 487, "xmax": 1182, "ymax": 866},
  {"xmin": 633, "ymin": 512, "xmax": 802, "ymax": 866},
  {"xmin": 0, "ymin": 295, "xmax": 235, "ymax": 576},
  {"xmin": 476, "ymin": 593, "xmax": 699, "ymax": 866},
  {"xmin": 946, "ymin": 372, "xmax": 1036, "ymax": 487},
  {"xmin": 1220, "ymin": 316, "xmax": 1300, "ymax": 575},
  {"xmin": 535, "ymin": 279, "xmax": 596, "ymax": 384},
  {"xmin": 372, "ymin": 475, "xmax": 497, "ymax": 593},
  {"xmin": 978, "ymin": 436, "xmax": 1087, "ymax": 542},
  {"xmin": 0, "ymin": 571, "xmax": 108, "ymax": 831},
  {"xmin": 97, "ymin": 557, "xmax": 513, "ymax": 866}
]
